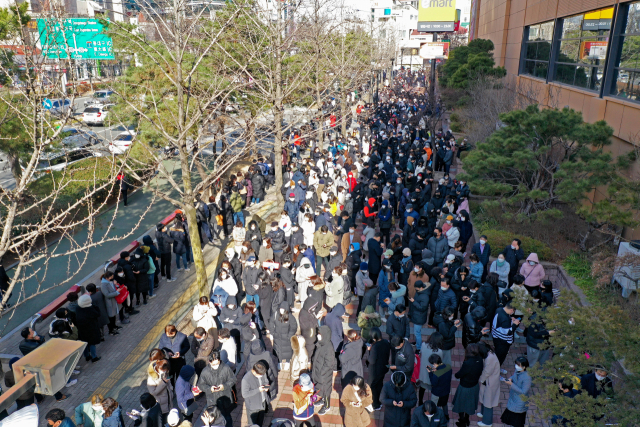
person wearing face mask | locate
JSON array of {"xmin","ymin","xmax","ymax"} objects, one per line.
[
  {"xmin": 159, "ymin": 324, "xmax": 191, "ymax": 383},
  {"xmin": 500, "ymin": 357, "xmax": 532, "ymax": 427},
  {"xmin": 191, "ymin": 327, "xmax": 217, "ymax": 376},
  {"xmin": 500, "ymin": 238, "xmax": 524, "ymax": 285},
  {"xmin": 427, "ymin": 228, "xmax": 449, "ymax": 267},
  {"xmin": 219, "ymin": 297, "xmax": 242, "ymax": 362},
  {"xmin": 245, "ymin": 220, "xmax": 262, "ymax": 255},
  {"xmin": 198, "ymin": 352, "xmax": 236, "ymax": 427},
  {"xmin": 289, "ymin": 222, "xmax": 305, "ymax": 250},
  {"xmin": 267, "ymin": 222, "xmax": 286, "ymax": 264},
  {"xmin": 241, "ymin": 361, "xmax": 272, "ymax": 427},
  {"xmin": 341, "ymin": 375, "xmax": 374, "ymax": 427},
  {"xmin": 519, "ymin": 253, "xmax": 545, "ymax": 294},
  {"xmin": 408, "ymin": 280, "xmax": 430, "ymax": 346},
  {"xmin": 146, "ymin": 359, "xmax": 174, "ymax": 420},
  {"xmin": 490, "ymin": 254, "xmax": 511, "ymax": 286},
  {"xmin": 75, "ymin": 395, "xmax": 105, "ymax": 427},
  {"xmin": 580, "ymin": 365, "xmax": 613, "ymax": 400}
]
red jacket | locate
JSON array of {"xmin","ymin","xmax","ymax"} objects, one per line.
[
  {"xmin": 363, "ymin": 197, "xmax": 377, "ymax": 218},
  {"xmin": 346, "ymin": 172, "xmax": 357, "ymax": 193}
]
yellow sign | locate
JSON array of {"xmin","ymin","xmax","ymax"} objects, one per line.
[
  {"xmin": 584, "ymin": 7, "xmax": 613, "ymax": 20},
  {"xmin": 419, "ymin": 0, "xmax": 458, "ymax": 22}
]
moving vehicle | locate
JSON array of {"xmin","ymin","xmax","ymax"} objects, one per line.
[
  {"xmin": 82, "ymin": 104, "xmax": 115, "ymax": 126},
  {"xmin": 108, "ymin": 130, "xmax": 137, "ymax": 155}
]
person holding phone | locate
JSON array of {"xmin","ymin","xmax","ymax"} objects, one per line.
[
  {"xmin": 341, "ymin": 376, "xmax": 373, "ymax": 427},
  {"xmin": 241, "ymin": 361, "xmax": 271, "ymax": 427},
  {"xmin": 197, "ymin": 351, "xmax": 236, "ymax": 427}
]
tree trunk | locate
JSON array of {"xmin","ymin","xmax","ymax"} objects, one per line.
[
  {"xmin": 316, "ymin": 78, "xmax": 323, "ymax": 147},
  {"xmin": 274, "ymin": 0, "xmax": 284, "ymax": 206},
  {"xmin": 340, "ymin": 86, "xmax": 347, "ymax": 137}
]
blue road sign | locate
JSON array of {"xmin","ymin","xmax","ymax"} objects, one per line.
[{"xmin": 43, "ymin": 98, "xmax": 53, "ymax": 110}]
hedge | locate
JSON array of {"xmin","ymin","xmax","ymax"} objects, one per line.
[{"xmin": 478, "ymin": 228, "xmax": 554, "ymax": 261}]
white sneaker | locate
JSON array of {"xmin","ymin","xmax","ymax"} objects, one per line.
[
  {"xmin": 514, "ymin": 332, "xmax": 520, "ymax": 339},
  {"xmin": 477, "ymin": 422, "xmax": 493, "ymax": 427},
  {"xmin": 72, "ymin": 370, "xmax": 80, "ymax": 375},
  {"xmin": 185, "ymin": 267, "xmax": 191, "ymax": 271},
  {"xmin": 476, "ymin": 413, "xmax": 483, "ymax": 418},
  {"xmin": 500, "ymin": 369, "xmax": 508, "ymax": 375},
  {"xmin": 177, "ymin": 268, "xmax": 183, "ymax": 271},
  {"xmin": 66, "ymin": 379, "xmax": 78, "ymax": 387}
]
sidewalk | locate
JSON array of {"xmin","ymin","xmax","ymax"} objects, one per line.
[{"xmin": 0, "ymin": 187, "xmax": 281, "ymax": 423}]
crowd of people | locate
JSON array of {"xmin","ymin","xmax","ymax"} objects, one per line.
[{"xmin": 17, "ymin": 69, "xmax": 614, "ymax": 427}]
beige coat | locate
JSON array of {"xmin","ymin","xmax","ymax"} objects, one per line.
[
  {"xmin": 147, "ymin": 363, "xmax": 174, "ymax": 413},
  {"xmin": 479, "ymin": 351, "xmax": 501, "ymax": 408},
  {"xmin": 341, "ymin": 384, "xmax": 373, "ymax": 427}
]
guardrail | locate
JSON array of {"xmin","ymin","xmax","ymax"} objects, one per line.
[{"xmin": 29, "ymin": 209, "xmax": 183, "ymax": 329}]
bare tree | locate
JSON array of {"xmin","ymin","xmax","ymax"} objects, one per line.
[{"xmin": 0, "ymin": 5, "xmax": 154, "ymax": 328}]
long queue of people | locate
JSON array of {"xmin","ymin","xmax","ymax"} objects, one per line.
[{"xmin": 23, "ymin": 70, "xmax": 613, "ymax": 427}]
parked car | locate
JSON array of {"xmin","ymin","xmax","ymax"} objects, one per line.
[
  {"xmin": 45, "ymin": 98, "xmax": 72, "ymax": 117},
  {"xmin": 85, "ymin": 90, "xmax": 115, "ymax": 106},
  {"xmin": 82, "ymin": 104, "xmax": 115, "ymax": 126},
  {"xmin": 30, "ymin": 131, "xmax": 103, "ymax": 176},
  {"xmin": 108, "ymin": 130, "xmax": 137, "ymax": 155}
]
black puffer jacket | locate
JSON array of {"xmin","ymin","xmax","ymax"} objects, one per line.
[
  {"xmin": 220, "ymin": 296, "xmax": 242, "ymax": 332},
  {"xmin": 155, "ymin": 230, "xmax": 174, "ymax": 254},
  {"xmin": 245, "ymin": 340, "xmax": 279, "ymax": 399},
  {"xmin": 463, "ymin": 306, "xmax": 486, "ymax": 345},
  {"xmin": 409, "ymin": 286, "xmax": 430, "ymax": 326},
  {"xmin": 267, "ymin": 229, "xmax": 286, "ymax": 252},
  {"xmin": 299, "ymin": 299, "xmax": 320, "ymax": 357},
  {"xmin": 76, "ymin": 305, "xmax": 101, "ymax": 346},
  {"xmin": 339, "ymin": 338, "xmax": 364, "ymax": 380},
  {"xmin": 271, "ymin": 301, "xmax": 298, "ymax": 360},
  {"xmin": 433, "ymin": 311, "xmax": 457, "ymax": 351},
  {"xmin": 245, "ymin": 221, "xmax": 262, "ymax": 254},
  {"xmin": 170, "ymin": 229, "xmax": 188, "ymax": 255},
  {"xmin": 479, "ymin": 283, "xmax": 498, "ymax": 324},
  {"xmin": 251, "ymin": 173, "xmax": 266, "ymax": 200},
  {"xmin": 242, "ymin": 266, "xmax": 261, "ymax": 296},
  {"xmin": 312, "ymin": 325, "xmax": 336, "ymax": 386},
  {"xmin": 380, "ymin": 374, "xmax": 417, "ymax": 427},
  {"xmin": 116, "ymin": 258, "xmax": 136, "ymax": 290},
  {"xmin": 131, "ymin": 251, "xmax": 150, "ymax": 293}
]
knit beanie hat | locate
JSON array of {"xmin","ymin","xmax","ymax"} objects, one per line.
[{"xmin": 78, "ymin": 294, "xmax": 92, "ymax": 308}]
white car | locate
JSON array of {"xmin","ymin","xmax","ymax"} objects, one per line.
[
  {"xmin": 82, "ymin": 104, "xmax": 115, "ymax": 126},
  {"xmin": 108, "ymin": 131, "xmax": 137, "ymax": 155}
]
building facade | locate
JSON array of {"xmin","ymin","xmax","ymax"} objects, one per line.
[{"xmin": 472, "ymin": 0, "xmax": 640, "ymax": 239}]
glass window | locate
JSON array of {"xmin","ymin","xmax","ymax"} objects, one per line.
[
  {"xmin": 610, "ymin": 1, "xmax": 640, "ymax": 102},
  {"xmin": 520, "ymin": 20, "xmax": 555, "ymax": 79},
  {"xmin": 552, "ymin": 8, "xmax": 612, "ymax": 91}
]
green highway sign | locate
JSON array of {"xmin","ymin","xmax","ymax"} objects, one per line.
[{"xmin": 37, "ymin": 18, "xmax": 115, "ymax": 60}]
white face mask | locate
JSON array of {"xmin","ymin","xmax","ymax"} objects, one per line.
[
  {"xmin": 242, "ymin": 247, "xmax": 248, "ymax": 253},
  {"xmin": 446, "ymin": 220, "xmax": 451, "ymax": 224},
  {"xmin": 317, "ymin": 334, "xmax": 322, "ymax": 341},
  {"xmin": 271, "ymin": 227, "xmax": 278, "ymax": 232},
  {"xmin": 118, "ymin": 273, "xmax": 124, "ymax": 277},
  {"xmin": 92, "ymin": 404, "xmax": 104, "ymax": 411},
  {"xmin": 461, "ymin": 218, "xmax": 466, "ymax": 221},
  {"xmin": 511, "ymin": 245, "xmax": 516, "ymax": 250},
  {"xmin": 470, "ymin": 290, "xmax": 476, "ymax": 294},
  {"xmin": 441, "ymin": 286, "xmax": 447, "ymax": 291},
  {"xmin": 414, "ymin": 268, "xmax": 420, "ymax": 273},
  {"xmin": 211, "ymin": 362, "xmax": 220, "ymax": 370},
  {"xmin": 397, "ymin": 314, "xmax": 404, "ymax": 318},
  {"xmin": 350, "ymin": 229, "xmax": 355, "ymax": 234},
  {"xmin": 595, "ymin": 373, "xmax": 606, "ymax": 381},
  {"xmin": 515, "ymin": 365, "xmax": 524, "ymax": 372},
  {"xmin": 480, "ymin": 239, "xmax": 486, "ymax": 245},
  {"xmin": 529, "ymin": 261, "xmax": 536, "ymax": 266}
]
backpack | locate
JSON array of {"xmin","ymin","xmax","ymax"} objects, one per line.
[{"xmin": 256, "ymin": 163, "xmax": 269, "ymax": 176}]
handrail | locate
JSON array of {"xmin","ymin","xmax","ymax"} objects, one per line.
[{"xmin": 30, "ymin": 209, "xmax": 183, "ymax": 325}]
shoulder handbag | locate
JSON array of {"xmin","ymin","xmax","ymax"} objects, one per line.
[
  {"xmin": 115, "ymin": 285, "xmax": 129, "ymax": 305},
  {"xmin": 216, "ymin": 214, "xmax": 224, "ymax": 226}
]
